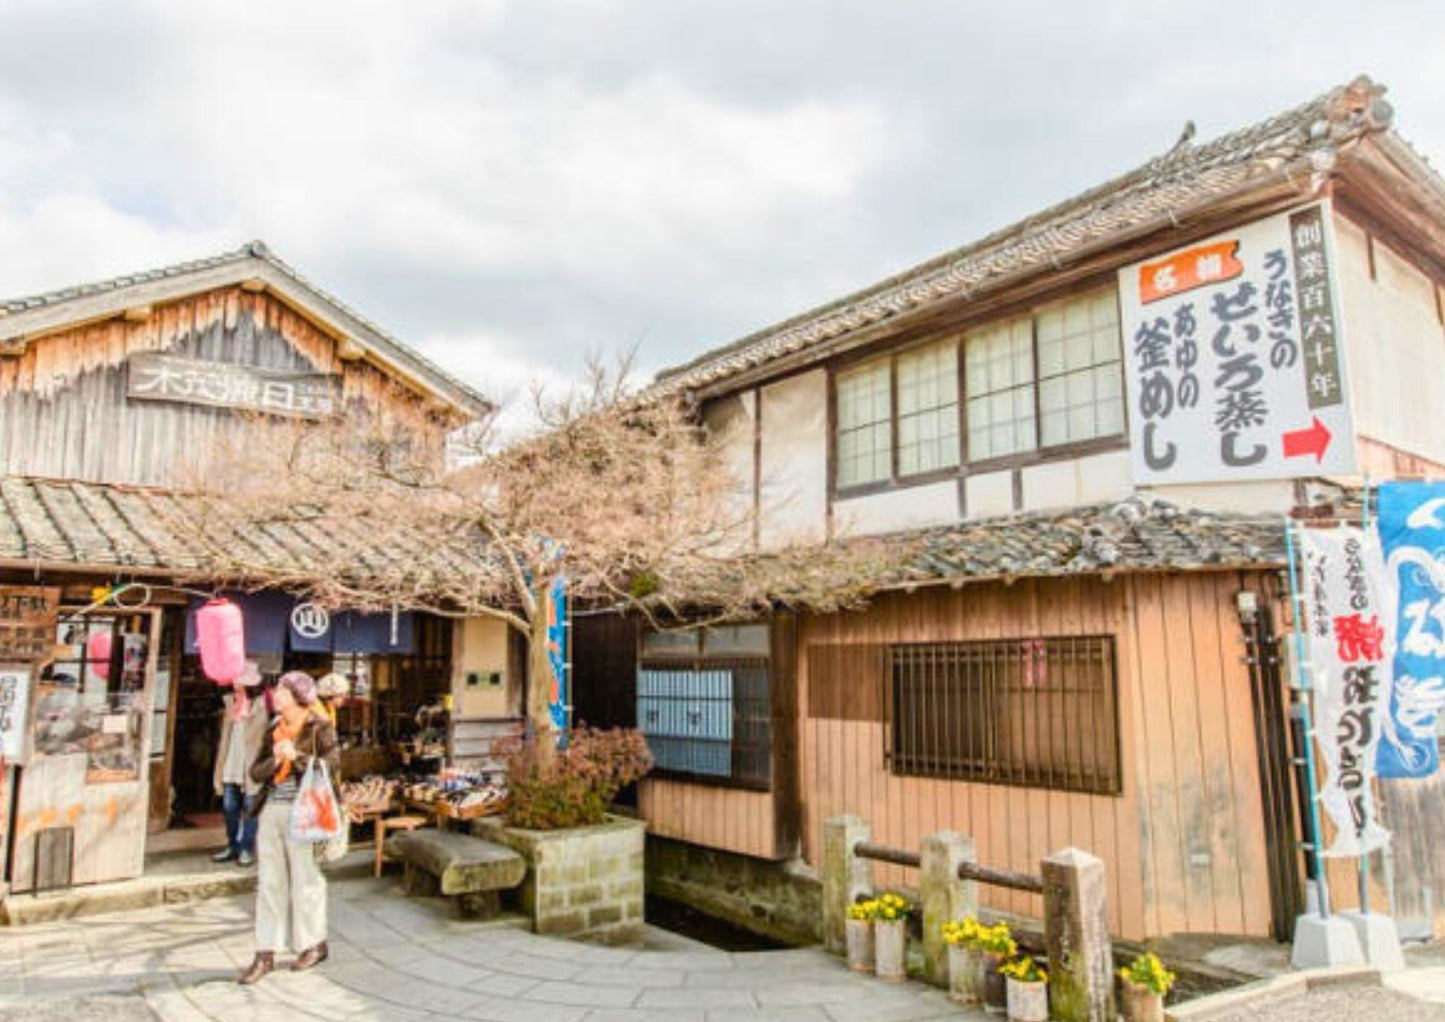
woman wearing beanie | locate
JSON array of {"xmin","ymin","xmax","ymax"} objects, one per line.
[{"xmin": 238, "ymin": 670, "xmax": 339, "ymax": 985}]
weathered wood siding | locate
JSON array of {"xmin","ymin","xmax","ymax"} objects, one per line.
[
  {"xmin": 638, "ymin": 780, "xmax": 778, "ymax": 859},
  {"xmin": 797, "ymin": 573, "xmax": 1276, "ymax": 941},
  {"xmin": 0, "ymin": 288, "xmax": 405, "ymax": 488}
]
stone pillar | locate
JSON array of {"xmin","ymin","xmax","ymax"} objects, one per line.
[
  {"xmin": 822, "ymin": 815, "xmax": 872, "ymax": 955},
  {"xmin": 921, "ymin": 831, "xmax": 977, "ymax": 987},
  {"xmin": 1042, "ymin": 847, "xmax": 1114, "ymax": 1022}
]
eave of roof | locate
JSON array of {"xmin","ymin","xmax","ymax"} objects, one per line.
[
  {"xmin": 651, "ymin": 75, "xmax": 1411, "ymax": 399},
  {"xmin": 0, "ymin": 241, "xmax": 492, "ymax": 418}
]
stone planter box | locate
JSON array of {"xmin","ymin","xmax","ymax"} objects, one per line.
[{"xmin": 474, "ymin": 814, "xmax": 645, "ymax": 945}]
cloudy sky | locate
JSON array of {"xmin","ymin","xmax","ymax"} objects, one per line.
[{"xmin": 1, "ymin": 1, "xmax": 1442, "ymax": 416}]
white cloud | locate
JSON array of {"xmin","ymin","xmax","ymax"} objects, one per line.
[{"xmin": 0, "ymin": 0, "xmax": 1440, "ymax": 403}]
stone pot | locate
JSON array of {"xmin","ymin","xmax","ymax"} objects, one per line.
[
  {"xmin": 982, "ymin": 954, "xmax": 1007, "ymax": 1015},
  {"xmin": 947, "ymin": 944, "xmax": 984, "ymax": 1005},
  {"xmin": 873, "ymin": 918, "xmax": 906, "ymax": 981},
  {"xmin": 845, "ymin": 918, "xmax": 874, "ymax": 973},
  {"xmin": 1005, "ymin": 977, "xmax": 1048, "ymax": 1022},
  {"xmin": 1121, "ymin": 979, "xmax": 1166, "ymax": 1022}
]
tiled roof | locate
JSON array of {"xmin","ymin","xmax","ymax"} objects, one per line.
[
  {"xmin": 893, "ymin": 496, "xmax": 1286, "ymax": 585},
  {"xmin": 0, "ymin": 478, "xmax": 1285, "ymax": 594},
  {"xmin": 653, "ymin": 75, "xmax": 1400, "ymax": 396},
  {"xmin": 0, "ymin": 241, "xmax": 491, "ymax": 416},
  {"xmin": 0, "ymin": 475, "xmax": 482, "ymax": 584}
]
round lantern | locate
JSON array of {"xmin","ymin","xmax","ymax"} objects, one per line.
[
  {"xmin": 86, "ymin": 629, "xmax": 113, "ymax": 680},
  {"xmin": 196, "ymin": 598, "xmax": 246, "ymax": 685}
]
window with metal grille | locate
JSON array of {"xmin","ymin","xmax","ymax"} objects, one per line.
[
  {"xmin": 638, "ymin": 625, "xmax": 771, "ymax": 790},
  {"xmin": 885, "ymin": 636, "xmax": 1120, "ymax": 795}
]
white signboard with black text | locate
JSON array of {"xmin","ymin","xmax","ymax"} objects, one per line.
[
  {"xmin": 1119, "ymin": 201, "xmax": 1358, "ymax": 485},
  {"xmin": 0, "ymin": 665, "xmax": 33, "ymax": 764}
]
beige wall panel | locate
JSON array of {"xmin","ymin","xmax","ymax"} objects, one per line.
[
  {"xmin": 758, "ymin": 371, "xmax": 828, "ymax": 549},
  {"xmin": 833, "ymin": 480, "xmax": 958, "ymax": 537}
]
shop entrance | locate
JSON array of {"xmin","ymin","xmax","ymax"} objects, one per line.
[{"xmin": 152, "ymin": 602, "xmax": 455, "ymax": 851}]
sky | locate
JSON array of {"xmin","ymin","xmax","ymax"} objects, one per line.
[{"xmin": 1, "ymin": 1, "xmax": 1442, "ymax": 424}]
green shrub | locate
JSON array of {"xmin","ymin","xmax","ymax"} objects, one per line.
[{"xmin": 501, "ymin": 727, "xmax": 653, "ymax": 830}]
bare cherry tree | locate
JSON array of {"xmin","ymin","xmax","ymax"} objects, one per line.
[{"xmin": 172, "ymin": 356, "xmax": 907, "ymax": 756}]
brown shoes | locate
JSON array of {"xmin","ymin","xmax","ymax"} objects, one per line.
[
  {"xmin": 238, "ymin": 952, "xmax": 274, "ymax": 985},
  {"xmin": 291, "ymin": 942, "xmax": 329, "ymax": 971},
  {"xmin": 237, "ymin": 943, "xmax": 327, "ymax": 983}
]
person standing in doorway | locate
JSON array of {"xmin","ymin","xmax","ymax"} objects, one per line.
[
  {"xmin": 212, "ymin": 662, "xmax": 267, "ymax": 866},
  {"xmin": 238, "ymin": 671, "xmax": 339, "ymax": 985}
]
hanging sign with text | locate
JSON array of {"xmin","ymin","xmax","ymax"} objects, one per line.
[
  {"xmin": 1119, "ymin": 201, "xmax": 1358, "ymax": 484},
  {"xmin": 128, "ymin": 353, "xmax": 338, "ymax": 419},
  {"xmin": 0, "ymin": 586, "xmax": 59, "ymax": 664},
  {"xmin": 1300, "ymin": 525, "xmax": 1392, "ymax": 856}
]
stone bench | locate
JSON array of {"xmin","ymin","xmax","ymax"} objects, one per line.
[{"xmin": 389, "ymin": 829, "xmax": 526, "ymax": 919}]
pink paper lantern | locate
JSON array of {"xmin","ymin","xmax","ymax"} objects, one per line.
[
  {"xmin": 86, "ymin": 629, "xmax": 113, "ymax": 680},
  {"xmin": 196, "ymin": 599, "xmax": 246, "ymax": 685}
]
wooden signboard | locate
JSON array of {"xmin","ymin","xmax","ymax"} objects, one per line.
[
  {"xmin": 127, "ymin": 352, "xmax": 338, "ymax": 419},
  {"xmin": 0, "ymin": 586, "xmax": 59, "ymax": 664}
]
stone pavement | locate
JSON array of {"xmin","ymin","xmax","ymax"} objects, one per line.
[{"xmin": 0, "ymin": 875, "xmax": 980, "ymax": 1022}]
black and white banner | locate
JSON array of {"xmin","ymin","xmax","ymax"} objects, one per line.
[{"xmin": 1300, "ymin": 525, "xmax": 1392, "ymax": 857}]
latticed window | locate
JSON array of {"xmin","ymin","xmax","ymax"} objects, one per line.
[
  {"xmin": 885, "ymin": 636, "xmax": 1120, "ymax": 795},
  {"xmin": 835, "ymin": 361, "xmax": 892, "ymax": 488},
  {"xmin": 1037, "ymin": 291, "xmax": 1125, "ymax": 447},
  {"xmin": 897, "ymin": 339, "xmax": 960, "ymax": 476},
  {"xmin": 637, "ymin": 624, "xmax": 771, "ymax": 789},
  {"xmin": 964, "ymin": 317, "xmax": 1036, "ymax": 461}
]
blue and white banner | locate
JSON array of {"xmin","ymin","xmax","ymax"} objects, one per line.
[
  {"xmin": 1375, "ymin": 481, "xmax": 1445, "ymax": 779},
  {"xmin": 544, "ymin": 575, "xmax": 569, "ymax": 739}
]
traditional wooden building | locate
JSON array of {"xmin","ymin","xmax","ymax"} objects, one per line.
[
  {"xmin": 575, "ymin": 76, "xmax": 1445, "ymax": 944},
  {"xmin": 0, "ymin": 243, "xmax": 524, "ymax": 896}
]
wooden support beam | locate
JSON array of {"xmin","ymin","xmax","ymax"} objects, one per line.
[
  {"xmin": 240, "ymin": 279, "xmax": 266, "ymax": 293},
  {"xmin": 121, "ymin": 305, "xmax": 152, "ymax": 322},
  {"xmin": 336, "ymin": 337, "xmax": 366, "ymax": 361}
]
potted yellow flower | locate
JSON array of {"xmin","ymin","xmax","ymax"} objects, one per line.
[
  {"xmin": 975, "ymin": 921, "xmax": 1016, "ymax": 1015},
  {"xmin": 844, "ymin": 898, "xmax": 877, "ymax": 973},
  {"xmin": 1000, "ymin": 955, "xmax": 1048, "ymax": 1022},
  {"xmin": 941, "ymin": 916, "xmax": 985, "ymax": 1005},
  {"xmin": 872, "ymin": 892, "xmax": 911, "ymax": 981},
  {"xmin": 1119, "ymin": 951, "xmax": 1176, "ymax": 1022}
]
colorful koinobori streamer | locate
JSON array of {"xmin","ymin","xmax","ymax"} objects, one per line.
[
  {"xmin": 1375, "ymin": 481, "xmax": 1445, "ymax": 779},
  {"xmin": 1298, "ymin": 525, "xmax": 1392, "ymax": 856}
]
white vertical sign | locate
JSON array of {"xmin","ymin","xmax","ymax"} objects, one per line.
[
  {"xmin": 1300, "ymin": 526, "xmax": 1391, "ymax": 857},
  {"xmin": 1119, "ymin": 201, "xmax": 1358, "ymax": 484},
  {"xmin": 0, "ymin": 665, "xmax": 33, "ymax": 764}
]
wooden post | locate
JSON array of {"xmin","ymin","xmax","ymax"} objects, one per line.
[
  {"xmin": 1042, "ymin": 847, "xmax": 1115, "ymax": 1022},
  {"xmin": 921, "ymin": 830, "xmax": 977, "ymax": 987},
  {"xmin": 822, "ymin": 815, "xmax": 872, "ymax": 955}
]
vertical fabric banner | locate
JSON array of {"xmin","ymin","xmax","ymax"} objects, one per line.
[
  {"xmin": 544, "ymin": 575, "xmax": 569, "ymax": 740},
  {"xmin": 1376, "ymin": 481, "xmax": 1445, "ymax": 778},
  {"xmin": 1300, "ymin": 525, "xmax": 1392, "ymax": 856}
]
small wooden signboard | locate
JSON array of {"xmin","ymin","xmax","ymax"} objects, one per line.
[{"xmin": 0, "ymin": 586, "xmax": 59, "ymax": 664}]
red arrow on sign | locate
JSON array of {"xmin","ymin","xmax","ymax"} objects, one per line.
[{"xmin": 1282, "ymin": 416, "xmax": 1332, "ymax": 462}]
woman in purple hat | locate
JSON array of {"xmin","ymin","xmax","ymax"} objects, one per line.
[{"xmin": 238, "ymin": 670, "xmax": 339, "ymax": 985}]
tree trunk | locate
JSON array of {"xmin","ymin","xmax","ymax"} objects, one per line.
[{"xmin": 526, "ymin": 610, "xmax": 558, "ymax": 767}]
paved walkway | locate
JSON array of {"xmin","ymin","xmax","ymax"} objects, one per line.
[{"xmin": 0, "ymin": 876, "xmax": 976, "ymax": 1022}]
